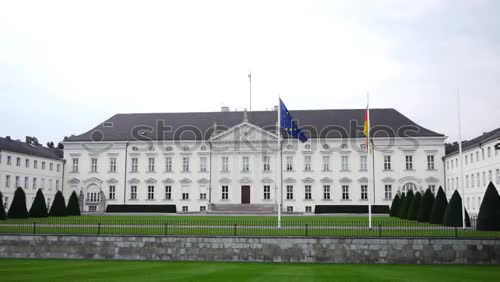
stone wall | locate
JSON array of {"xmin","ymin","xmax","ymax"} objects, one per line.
[{"xmin": 0, "ymin": 235, "xmax": 499, "ymax": 264}]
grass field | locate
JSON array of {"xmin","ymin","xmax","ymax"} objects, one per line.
[{"xmin": 1, "ymin": 259, "xmax": 499, "ymax": 282}]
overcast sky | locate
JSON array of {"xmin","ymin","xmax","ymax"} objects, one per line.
[{"xmin": 1, "ymin": 0, "xmax": 499, "ymax": 145}]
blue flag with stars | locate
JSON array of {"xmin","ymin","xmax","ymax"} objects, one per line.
[{"xmin": 280, "ymin": 99, "xmax": 308, "ymax": 143}]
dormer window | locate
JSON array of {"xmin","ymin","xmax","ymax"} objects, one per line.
[
  {"xmin": 148, "ymin": 146, "xmax": 155, "ymax": 151},
  {"xmin": 166, "ymin": 146, "xmax": 173, "ymax": 152},
  {"xmin": 183, "ymin": 146, "xmax": 189, "ymax": 151},
  {"xmin": 131, "ymin": 146, "xmax": 139, "ymax": 151},
  {"xmin": 286, "ymin": 144, "xmax": 293, "ymax": 150},
  {"xmin": 200, "ymin": 145, "xmax": 207, "ymax": 151},
  {"xmin": 323, "ymin": 144, "xmax": 329, "ymax": 150},
  {"xmin": 305, "ymin": 144, "xmax": 311, "ymax": 150}
]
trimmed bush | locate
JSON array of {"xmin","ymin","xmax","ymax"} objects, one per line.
[
  {"xmin": 417, "ymin": 189, "xmax": 435, "ymax": 222},
  {"xmin": 399, "ymin": 190, "xmax": 414, "ymax": 219},
  {"xmin": 398, "ymin": 192, "xmax": 406, "ymax": 217},
  {"xmin": 443, "ymin": 190, "xmax": 471, "ymax": 227},
  {"xmin": 29, "ymin": 189, "xmax": 48, "ymax": 218},
  {"xmin": 66, "ymin": 191, "xmax": 81, "ymax": 216},
  {"xmin": 389, "ymin": 194, "xmax": 401, "ymax": 217},
  {"xmin": 407, "ymin": 191, "xmax": 422, "ymax": 220},
  {"xmin": 49, "ymin": 191, "xmax": 67, "ymax": 216},
  {"xmin": 430, "ymin": 186, "xmax": 448, "ymax": 224},
  {"xmin": 477, "ymin": 182, "xmax": 500, "ymax": 231},
  {"xmin": 0, "ymin": 192, "xmax": 6, "ymax": 220},
  {"xmin": 7, "ymin": 187, "xmax": 28, "ymax": 218}
]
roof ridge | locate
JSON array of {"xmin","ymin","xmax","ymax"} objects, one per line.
[{"xmin": 113, "ymin": 108, "xmax": 397, "ymax": 116}]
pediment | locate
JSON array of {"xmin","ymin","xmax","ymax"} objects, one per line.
[
  {"xmin": 382, "ymin": 177, "xmax": 396, "ymax": 183},
  {"xmin": 357, "ymin": 177, "xmax": 368, "ymax": 183},
  {"xmin": 302, "ymin": 177, "xmax": 315, "ymax": 183},
  {"xmin": 339, "ymin": 177, "xmax": 352, "ymax": 184},
  {"xmin": 262, "ymin": 177, "xmax": 274, "ymax": 183},
  {"xmin": 68, "ymin": 178, "xmax": 80, "ymax": 184},
  {"xmin": 198, "ymin": 178, "xmax": 210, "ymax": 184},
  {"xmin": 162, "ymin": 178, "xmax": 175, "ymax": 184},
  {"xmin": 83, "ymin": 177, "xmax": 102, "ymax": 185},
  {"xmin": 320, "ymin": 177, "xmax": 333, "ymax": 183},
  {"xmin": 179, "ymin": 178, "xmax": 192, "ymax": 184},
  {"xmin": 106, "ymin": 178, "xmax": 119, "ymax": 184},
  {"xmin": 128, "ymin": 178, "xmax": 140, "ymax": 184},
  {"xmin": 211, "ymin": 122, "xmax": 278, "ymax": 143},
  {"xmin": 145, "ymin": 178, "xmax": 157, "ymax": 184},
  {"xmin": 425, "ymin": 176, "xmax": 439, "ymax": 183},
  {"xmin": 399, "ymin": 176, "xmax": 422, "ymax": 184},
  {"xmin": 240, "ymin": 177, "xmax": 252, "ymax": 184},
  {"xmin": 284, "ymin": 177, "xmax": 296, "ymax": 183},
  {"xmin": 219, "ymin": 177, "xmax": 232, "ymax": 184}
]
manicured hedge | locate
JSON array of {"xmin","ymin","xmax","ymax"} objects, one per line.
[
  {"xmin": 7, "ymin": 187, "xmax": 28, "ymax": 218},
  {"xmin": 430, "ymin": 186, "xmax": 447, "ymax": 224},
  {"xmin": 0, "ymin": 192, "xmax": 6, "ymax": 220},
  {"xmin": 66, "ymin": 191, "xmax": 81, "ymax": 216},
  {"xmin": 417, "ymin": 189, "xmax": 435, "ymax": 222},
  {"xmin": 389, "ymin": 194, "xmax": 401, "ymax": 217},
  {"xmin": 399, "ymin": 190, "xmax": 414, "ymax": 219},
  {"xmin": 29, "ymin": 189, "xmax": 48, "ymax": 218},
  {"xmin": 407, "ymin": 191, "xmax": 422, "ymax": 220},
  {"xmin": 49, "ymin": 191, "xmax": 67, "ymax": 216},
  {"xmin": 477, "ymin": 182, "xmax": 500, "ymax": 231},
  {"xmin": 443, "ymin": 190, "xmax": 471, "ymax": 227}
]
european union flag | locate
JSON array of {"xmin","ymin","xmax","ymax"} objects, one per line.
[{"xmin": 280, "ymin": 99, "xmax": 308, "ymax": 143}]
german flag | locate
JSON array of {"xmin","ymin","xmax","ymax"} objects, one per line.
[{"xmin": 364, "ymin": 106, "xmax": 369, "ymax": 150}]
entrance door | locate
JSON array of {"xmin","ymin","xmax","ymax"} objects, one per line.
[{"xmin": 241, "ymin": 186, "xmax": 250, "ymax": 204}]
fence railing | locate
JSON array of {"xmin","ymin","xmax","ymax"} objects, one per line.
[{"xmin": 0, "ymin": 216, "xmax": 499, "ymax": 238}]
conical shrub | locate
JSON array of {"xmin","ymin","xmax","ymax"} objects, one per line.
[
  {"xmin": 477, "ymin": 182, "xmax": 500, "ymax": 231},
  {"xmin": 407, "ymin": 191, "xmax": 422, "ymax": 220},
  {"xmin": 29, "ymin": 189, "xmax": 48, "ymax": 218},
  {"xmin": 389, "ymin": 194, "xmax": 401, "ymax": 217},
  {"xmin": 430, "ymin": 186, "xmax": 448, "ymax": 224},
  {"xmin": 399, "ymin": 190, "xmax": 414, "ymax": 219},
  {"xmin": 66, "ymin": 191, "xmax": 81, "ymax": 216},
  {"xmin": 417, "ymin": 189, "xmax": 435, "ymax": 222},
  {"xmin": 49, "ymin": 191, "xmax": 67, "ymax": 216},
  {"xmin": 443, "ymin": 190, "xmax": 471, "ymax": 227},
  {"xmin": 0, "ymin": 192, "xmax": 6, "ymax": 220},
  {"xmin": 7, "ymin": 187, "xmax": 28, "ymax": 218}
]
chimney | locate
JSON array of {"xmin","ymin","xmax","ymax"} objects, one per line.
[
  {"xmin": 6, "ymin": 136, "xmax": 11, "ymax": 140},
  {"xmin": 25, "ymin": 136, "xmax": 32, "ymax": 144},
  {"xmin": 221, "ymin": 106, "xmax": 229, "ymax": 112},
  {"xmin": 274, "ymin": 105, "xmax": 279, "ymax": 111}
]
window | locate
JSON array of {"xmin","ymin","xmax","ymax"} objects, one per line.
[
  {"xmin": 200, "ymin": 157, "xmax": 207, "ymax": 172},
  {"xmin": 182, "ymin": 157, "xmax": 190, "ymax": 172},
  {"xmin": 222, "ymin": 157, "xmax": 229, "ymax": 172},
  {"xmin": 15, "ymin": 176, "xmax": 20, "ymax": 187},
  {"xmin": 384, "ymin": 185, "xmax": 392, "ymax": 200},
  {"xmin": 286, "ymin": 185, "xmax": 294, "ymax": 200},
  {"xmin": 200, "ymin": 206, "xmax": 206, "ymax": 212},
  {"xmin": 33, "ymin": 178, "xmax": 37, "ymax": 189},
  {"xmin": 182, "ymin": 193, "xmax": 189, "ymax": 200},
  {"xmin": 89, "ymin": 206, "xmax": 97, "ymax": 212},
  {"xmin": 402, "ymin": 183, "xmax": 416, "ymax": 193},
  {"xmin": 384, "ymin": 155, "xmax": 391, "ymax": 170},
  {"xmin": 49, "ymin": 163, "xmax": 53, "ymax": 171},
  {"xmin": 16, "ymin": 157, "xmax": 21, "ymax": 166},
  {"xmin": 200, "ymin": 193, "xmax": 207, "ymax": 200},
  {"xmin": 428, "ymin": 185, "xmax": 436, "ymax": 194},
  {"xmin": 487, "ymin": 147, "xmax": 491, "ymax": 158},
  {"xmin": 322, "ymin": 156, "xmax": 330, "ymax": 171},
  {"xmin": 476, "ymin": 172, "xmax": 480, "ymax": 187},
  {"xmin": 466, "ymin": 175, "xmax": 469, "ymax": 188},
  {"xmin": 49, "ymin": 179, "xmax": 53, "ymax": 190},
  {"xmin": 482, "ymin": 149, "xmax": 485, "ymax": 160},
  {"xmin": 341, "ymin": 155, "xmax": 349, "ymax": 171},
  {"xmin": 90, "ymin": 158, "xmax": 98, "ymax": 172},
  {"xmin": 148, "ymin": 157, "xmax": 155, "ymax": 172},
  {"xmin": 405, "ymin": 155, "xmax": 413, "ymax": 170},
  {"xmin": 264, "ymin": 185, "xmax": 271, "ymax": 200},
  {"xmin": 427, "ymin": 155, "xmax": 435, "ymax": 170},
  {"xmin": 263, "ymin": 156, "xmax": 270, "ymax": 171},
  {"xmin": 42, "ymin": 161, "xmax": 46, "ymax": 169},
  {"xmin": 148, "ymin": 185, "xmax": 154, "ymax": 200},
  {"xmin": 25, "ymin": 159, "xmax": 30, "ymax": 168},
  {"xmin": 130, "ymin": 186, "xmax": 137, "ymax": 200},
  {"xmin": 471, "ymin": 174, "xmax": 475, "ymax": 187},
  {"xmin": 287, "ymin": 206, "xmax": 293, "ymax": 212},
  {"xmin": 41, "ymin": 178, "xmax": 45, "ymax": 189},
  {"xmin": 109, "ymin": 185, "xmax": 116, "ymax": 200},
  {"xmin": 476, "ymin": 151, "xmax": 479, "ymax": 162},
  {"xmin": 56, "ymin": 164, "xmax": 60, "ymax": 172},
  {"xmin": 497, "ymin": 169, "xmax": 500, "ymax": 184},
  {"xmin": 286, "ymin": 156, "xmax": 293, "ymax": 171},
  {"xmin": 7, "ymin": 156, "xmax": 11, "ymax": 165},
  {"xmin": 489, "ymin": 170, "xmax": 493, "ymax": 183},
  {"xmin": 465, "ymin": 155, "xmax": 468, "ymax": 165},
  {"xmin": 4, "ymin": 197, "xmax": 8, "ymax": 209},
  {"xmin": 304, "ymin": 156, "xmax": 311, "ymax": 171},
  {"xmin": 56, "ymin": 180, "xmax": 59, "ymax": 190},
  {"xmin": 342, "ymin": 185, "xmax": 349, "ymax": 200},
  {"xmin": 482, "ymin": 172, "xmax": 486, "ymax": 187},
  {"xmin": 360, "ymin": 155, "xmax": 367, "ymax": 171},
  {"xmin": 305, "ymin": 185, "xmax": 312, "ymax": 200},
  {"xmin": 165, "ymin": 157, "xmax": 172, "ymax": 172},
  {"xmin": 24, "ymin": 177, "xmax": 29, "ymax": 189},
  {"xmin": 131, "ymin": 158, "xmax": 138, "ymax": 172},
  {"xmin": 305, "ymin": 206, "xmax": 312, "ymax": 213},
  {"xmin": 182, "ymin": 206, "xmax": 188, "ymax": 212},
  {"xmin": 72, "ymin": 158, "xmax": 79, "ymax": 172},
  {"xmin": 222, "ymin": 186, "xmax": 229, "ymax": 200},
  {"xmin": 110, "ymin": 158, "xmax": 117, "ymax": 172},
  {"xmin": 323, "ymin": 185, "xmax": 331, "ymax": 200},
  {"xmin": 165, "ymin": 186, "xmax": 172, "ymax": 199},
  {"xmin": 34, "ymin": 160, "xmax": 38, "ymax": 169},
  {"xmin": 242, "ymin": 156, "xmax": 250, "ymax": 172},
  {"xmin": 361, "ymin": 185, "xmax": 368, "ymax": 200},
  {"xmin": 5, "ymin": 175, "xmax": 10, "ymax": 188}
]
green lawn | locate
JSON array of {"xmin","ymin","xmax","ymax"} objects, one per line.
[{"xmin": 0, "ymin": 259, "xmax": 499, "ymax": 282}]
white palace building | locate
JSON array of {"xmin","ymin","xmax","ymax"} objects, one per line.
[{"xmin": 59, "ymin": 107, "xmax": 447, "ymax": 214}]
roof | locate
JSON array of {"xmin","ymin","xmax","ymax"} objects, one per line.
[
  {"xmin": 0, "ymin": 137, "xmax": 64, "ymax": 160},
  {"xmin": 446, "ymin": 128, "xmax": 500, "ymax": 157},
  {"xmin": 65, "ymin": 108, "xmax": 444, "ymax": 142}
]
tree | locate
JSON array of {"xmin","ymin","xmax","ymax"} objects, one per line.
[
  {"xmin": 407, "ymin": 191, "xmax": 422, "ymax": 220},
  {"xmin": 398, "ymin": 192, "xmax": 406, "ymax": 217},
  {"xmin": 66, "ymin": 191, "xmax": 81, "ymax": 216},
  {"xmin": 477, "ymin": 182, "xmax": 500, "ymax": 231},
  {"xmin": 0, "ymin": 192, "xmax": 6, "ymax": 220},
  {"xmin": 389, "ymin": 194, "xmax": 401, "ymax": 217},
  {"xmin": 29, "ymin": 189, "xmax": 48, "ymax": 218},
  {"xmin": 49, "ymin": 191, "xmax": 67, "ymax": 216},
  {"xmin": 7, "ymin": 187, "xmax": 29, "ymax": 218},
  {"xmin": 443, "ymin": 190, "xmax": 471, "ymax": 227},
  {"xmin": 399, "ymin": 190, "xmax": 414, "ymax": 219},
  {"xmin": 430, "ymin": 186, "xmax": 448, "ymax": 224},
  {"xmin": 417, "ymin": 189, "xmax": 435, "ymax": 222}
]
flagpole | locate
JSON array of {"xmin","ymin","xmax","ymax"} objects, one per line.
[
  {"xmin": 457, "ymin": 89, "xmax": 466, "ymax": 229},
  {"xmin": 367, "ymin": 93, "xmax": 372, "ymax": 229},
  {"xmin": 249, "ymin": 73, "xmax": 252, "ymax": 112},
  {"xmin": 277, "ymin": 95, "xmax": 282, "ymax": 229}
]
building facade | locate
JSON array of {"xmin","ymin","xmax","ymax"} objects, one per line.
[
  {"xmin": 62, "ymin": 108, "xmax": 446, "ymax": 213},
  {"xmin": 444, "ymin": 128, "xmax": 500, "ymax": 215},
  {"xmin": 0, "ymin": 137, "xmax": 64, "ymax": 210}
]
